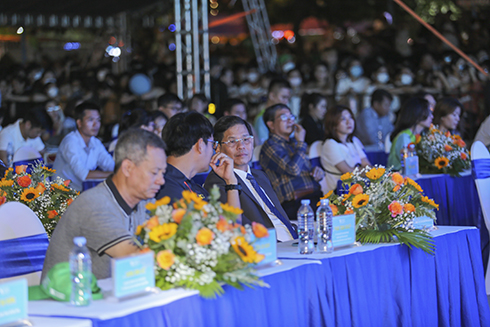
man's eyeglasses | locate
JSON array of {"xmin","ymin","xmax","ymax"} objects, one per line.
[
  {"xmin": 220, "ymin": 136, "xmax": 254, "ymax": 147},
  {"xmin": 207, "ymin": 139, "xmax": 219, "ymax": 150},
  {"xmin": 276, "ymin": 114, "xmax": 296, "ymax": 122}
]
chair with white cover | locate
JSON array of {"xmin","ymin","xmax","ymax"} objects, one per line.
[
  {"xmin": 251, "ymin": 144, "xmax": 263, "ymax": 170},
  {"xmin": 471, "ymin": 141, "xmax": 490, "ymax": 294},
  {"xmin": 0, "ymin": 202, "xmax": 48, "ymax": 286},
  {"xmin": 308, "ymin": 140, "xmax": 323, "ymax": 160},
  {"xmin": 384, "ymin": 133, "xmax": 392, "ymax": 154},
  {"xmin": 13, "ymin": 146, "xmax": 43, "ymax": 173}
]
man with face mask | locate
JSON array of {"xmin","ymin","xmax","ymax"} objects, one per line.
[{"xmin": 335, "ymin": 59, "xmax": 371, "ymax": 116}]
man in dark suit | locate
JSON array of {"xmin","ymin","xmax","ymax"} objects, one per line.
[{"xmin": 205, "ymin": 116, "xmax": 297, "ymax": 241}]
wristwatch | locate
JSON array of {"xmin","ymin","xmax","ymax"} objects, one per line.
[{"xmin": 225, "ymin": 184, "xmax": 242, "ymax": 192}]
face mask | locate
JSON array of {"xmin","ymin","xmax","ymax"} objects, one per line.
[
  {"xmin": 350, "ymin": 65, "xmax": 363, "ymax": 78},
  {"xmin": 247, "ymin": 72, "xmax": 259, "ymax": 83},
  {"xmin": 376, "ymin": 72, "xmax": 389, "ymax": 84},
  {"xmin": 289, "ymin": 77, "xmax": 302, "ymax": 87},
  {"xmin": 47, "ymin": 86, "xmax": 59, "ymax": 98},
  {"xmin": 401, "ymin": 74, "xmax": 413, "ymax": 85}
]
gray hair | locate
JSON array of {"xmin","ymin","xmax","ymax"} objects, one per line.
[{"xmin": 114, "ymin": 128, "xmax": 166, "ymax": 172}]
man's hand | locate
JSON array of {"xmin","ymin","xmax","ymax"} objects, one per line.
[
  {"xmin": 210, "ymin": 152, "xmax": 238, "ymax": 185},
  {"xmin": 293, "ymin": 124, "xmax": 306, "ymax": 142},
  {"xmin": 310, "ymin": 166, "xmax": 325, "ymax": 182}
]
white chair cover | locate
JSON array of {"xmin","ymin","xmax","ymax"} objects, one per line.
[
  {"xmin": 0, "ymin": 202, "xmax": 47, "ymax": 286},
  {"xmin": 471, "ymin": 141, "xmax": 490, "ymax": 294},
  {"xmin": 308, "ymin": 140, "xmax": 323, "ymax": 159},
  {"xmin": 13, "ymin": 146, "xmax": 42, "ymax": 162},
  {"xmin": 252, "ymin": 144, "xmax": 263, "ymax": 164}
]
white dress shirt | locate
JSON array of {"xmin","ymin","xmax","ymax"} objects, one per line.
[
  {"xmin": 0, "ymin": 119, "xmax": 44, "ymax": 153},
  {"xmin": 53, "ymin": 130, "xmax": 114, "ymax": 191},
  {"xmin": 235, "ymin": 168, "xmax": 293, "ymax": 242}
]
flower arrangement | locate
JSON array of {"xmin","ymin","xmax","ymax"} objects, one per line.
[
  {"xmin": 415, "ymin": 125, "xmax": 470, "ymax": 176},
  {"xmin": 0, "ymin": 163, "xmax": 79, "ymax": 236},
  {"xmin": 136, "ymin": 186, "xmax": 269, "ymax": 298},
  {"xmin": 320, "ymin": 166, "xmax": 438, "ymax": 254}
]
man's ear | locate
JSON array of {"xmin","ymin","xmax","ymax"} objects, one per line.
[
  {"xmin": 194, "ymin": 138, "xmax": 205, "ymax": 154},
  {"xmin": 120, "ymin": 159, "xmax": 134, "ymax": 177},
  {"xmin": 266, "ymin": 120, "xmax": 274, "ymax": 132},
  {"xmin": 76, "ymin": 119, "xmax": 82, "ymax": 130}
]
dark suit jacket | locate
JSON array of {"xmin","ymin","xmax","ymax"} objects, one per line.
[{"xmin": 204, "ymin": 169, "xmax": 291, "ymax": 228}]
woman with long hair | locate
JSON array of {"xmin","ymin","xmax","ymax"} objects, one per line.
[
  {"xmin": 321, "ymin": 105, "xmax": 371, "ymax": 192},
  {"xmin": 388, "ymin": 97, "xmax": 433, "ymax": 170},
  {"xmin": 433, "ymin": 97, "xmax": 463, "ymax": 135},
  {"xmin": 300, "ymin": 92, "xmax": 327, "ymax": 145}
]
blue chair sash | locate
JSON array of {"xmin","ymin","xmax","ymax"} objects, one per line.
[
  {"xmin": 0, "ymin": 233, "xmax": 49, "ymax": 279},
  {"xmin": 472, "ymin": 159, "xmax": 490, "ymax": 180}
]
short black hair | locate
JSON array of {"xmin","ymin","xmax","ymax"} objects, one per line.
[
  {"xmin": 214, "ymin": 116, "xmax": 253, "ymax": 143},
  {"xmin": 222, "ymin": 98, "xmax": 246, "ymax": 114},
  {"xmin": 267, "ymin": 78, "xmax": 291, "ymax": 95},
  {"xmin": 74, "ymin": 101, "xmax": 100, "ymax": 121},
  {"xmin": 119, "ymin": 108, "xmax": 150, "ymax": 136},
  {"xmin": 162, "ymin": 111, "xmax": 213, "ymax": 157},
  {"xmin": 263, "ymin": 103, "xmax": 290, "ymax": 132},
  {"xmin": 157, "ymin": 93, "xmax": 183, "ymax": 108},
  {"xmin": 22, "ymin": 107, "xmax": 52, "ymax": 130},
  {"xmin": 371, "ymin": 89, "xmax": 393, "ymax": 106}
]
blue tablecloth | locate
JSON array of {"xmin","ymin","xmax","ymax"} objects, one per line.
[
  {"xmin": 29, "ymin": 227, "xmax": 490, "ymax": 327},
  {"xmin": 417, "ymin": 173, "xmax": 488, "ymax": 267},
  {"xmin": 365, "ymin": 150, "xmax": 388, "ymax": 166}
]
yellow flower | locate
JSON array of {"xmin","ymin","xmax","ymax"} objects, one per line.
[
  {"xmin": 352, "ymin": 194, "xmax": 369, "ymax": 208},
  {"xmin": 155, "ymin": 196, "xmax": 170, "ymax": 207},
  {"xmin": 156, "ymin": 250, "xmax": 175, "ymax": 270},
  {"xmin": 148, "ymin": 223, "xmax": 178, "ymax": 243},
  {"xmin": 20, "ymin": 187, "xmax": 40, "ymax": 202},
  {"xmin": 0, "ymin": 179, "xmax": 14, "ymax": 187},
  {"xmin": 434, "ymin": 157, "xmax": 449, "ymax": 169},
  {"xmin": 220, "ymin": 202, "xmax": 243, "ymax": 215},
  {"xmin": 51, "ymin": 183, "xmax": 69, "ymax": 192},
  {"xmin": 182, "ymin": 190, "xmax": 208, "ymax": 210},
  {"xmin": 317, "ymin": 190, "xmax": 334, "ymax": 206},
  {"xmin": 42, "ymin": 166, "xmax": 56, "ymax": 173},
  {"xmin": 231, "ymin": 236, "xmax": 264, "ymax": 263},
  {"xmin": 196, "ymin": 227, "xmax": 214, "ymax": 246},
  {"xmin": 421, "ymin": 196, "xmax": 439, "ymax": 210},
  {"xmin": 405, "ymin": 177, "xmax": 423, "ymax": 193},
  {"xmin": 365, "ymin": 167, "xmax": 386, "ymax": 181},
  {"xmin": 135, "ymin": 225, "xmax": 143, "ymax": 236},
  {"xmin": 340, "ymin": 172, "xmax": 352, "ymax": 181}
]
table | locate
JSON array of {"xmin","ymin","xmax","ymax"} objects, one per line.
[
  {"xmin": 28, "ymin": 226, "xmax": 489, "ymax": 327},
  {"xmin": 416, "ymin": 171, "xmax": 488, "ymax": 267},
  {"xmin": 28, "ymin": 316, "xmax": 92, "ymax": 327}
]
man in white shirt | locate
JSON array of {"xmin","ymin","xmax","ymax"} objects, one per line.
[
  {"xmin": 0, "ymin": 108, "xmax": 47, "ymax": 164},
  {"xmin": 53, "ymin": 102, "xmax": 114, "ymax": 191},
  {"xmin": 204, "ymin": 116, "xmax": 297, "ymax": 241}
]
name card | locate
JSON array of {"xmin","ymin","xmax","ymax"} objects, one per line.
[
  {"xmin": 332, "ymin": 213, "xmax": 356, "ymax": 247},
  {"xmin": 413, "ymin": 216, "xmax": 434, "ymax": 230},
  {"xmin": 111, "ymin": 251, "xmax": 155, "ymax": 299},
  {"xmin": 0, "ymin": 279, "xmax": 28, "ymax": 326},
  {"xmin": 405, "ymin": 156, "xmax": 419, "ymax": 177},
  {"xmin": 250, "ymin": 229, "xmax": 277, "ymax": 266}
]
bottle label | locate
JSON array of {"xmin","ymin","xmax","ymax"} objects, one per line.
[
  {"xmin": 332, "ymin": 213, "xmax": 356, "ymax": 247},
  {"xmin": 111, "ymin": 251, "xmax": 155, "ymax": 299}
]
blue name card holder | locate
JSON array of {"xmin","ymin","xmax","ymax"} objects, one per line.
[
  {"xmin": 250, "ymin": 229, "xmax": 280, "ymax": 268},
  {"xmin": 413, "ymin": 216, "xmax": 435, "ymax": 230},
  {"xmin": 0, "ymin": 279, "xmax": 30, "ymax": 327},
  {"xmin": 332, "ymin": 213, "xmax": 360, "ymax": 250},
  {"xmin": 405, "ymin": 156, "xmax": 419, "ymax": 178},
  {"xmin": 110, "ymin": 251, "xmax": 157, "ymax": 301}
]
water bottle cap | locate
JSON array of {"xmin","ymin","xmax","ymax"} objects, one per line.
[
  {"xmin": 300, "ymin": 199, "xmax": 310, "ymax": 205},
  {"xmin": 73, "ymin": 237, "xmax": 86, "ymax": 246},
  {"xmin": 320, "ymin": 198, "xmax": 329, "ymax": 206}
]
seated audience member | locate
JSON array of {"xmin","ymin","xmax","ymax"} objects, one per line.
[
  {"xmin": 222, "ymin": 98, "xmax": 248, "ymax": 121},
  {"xmin": 156, "ymin": 112, "xmax": 240, "ymax": 209},
  {"xmin": 53, "ymin": 102, "xmax": 115, "ymax": 191},
  {"xmin": 150, "ymin": 110, "xmax": 167, "ymax": 137},
  {"xmin": 0, "ymin": 107, "xmax": 49, "ymax": 164},
  {"xmin": 299, "ymin": 92, "xmax": 328, "ymax": 145},
  {"xmin": 43, "ymin": 129, "xmax": 167, "ymax": 279},
  {"xmin": 157, "ymin": 93, "xmax": 184, "ymax": 120},
  {"xmin": 205, "ymin": 116, "xmax": 297, "ymax": 241},
  {"xmin": 189, "ymin": 93, "xmax": 216, "ymax": 124},
  {"xmin": 475, "ymin": 115, "xmax": 490, "ymax": 148},
  {"xmin": 432, "ymin": 97, "xmax": 463, "ymax": 135},
  {"xmin": 253, "ymin": 79, "xmax": 292, "ymax": 144},
  {"xmin": 321, "ymin": 105, "xmax": 371, "ymax": 192},
  {"xmin": 356, "ymin": 89, "xmax": 394, "ymax": 150},
  {"xmin": 259, "ymin": 104, "xmax": 324, "ymax": 220},
  {"xmin": 388, "ymin": 97, "xmax": 433, "ymax": 170},
  {"xmin": 108, "ymin": 108, "xmax": 154, "ymax": 153}
]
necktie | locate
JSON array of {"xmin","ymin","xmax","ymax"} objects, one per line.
[{"xmin": 246, "ymin": 173, "xmax": 298, "ymax": 238}]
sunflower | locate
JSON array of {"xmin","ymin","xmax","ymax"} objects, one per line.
[
  {"xmin": 220, "ymin": 202, "xmax": 243, "ymax": 215},
  {"xmin": 365, "ymin": 167, "xmax": 386, "ymax": 181},
  {"xmin": 0, "ymin": 179, "xmax": 14, "ymax": 187},
  {"xmin": 352, "ymin": 194, "xmax": 369, "ymax": 208},
  {"xmin": 42, "ymin": 166, "xmax": 56, "ymax": 174},
  {"xmin": 434, "ymin": 157, "xmax": 449, "ymax": 169},
  {"xmin": 20, "ymin": 187, "xmax": 40, "ymax": 202},
  {"xmin": 340, "ymin": 172, "xmax": 352, "ymax": 181},
  {"xmin": 182, "ymin": 190, "xmax": 208, "ymax": 210},
  {"xmin": 149, "ymin": 223, "xmax": 178, "ymax": 243},
  {"xmin": 421, "ymin": 196, "xmax": 439, "ymax": 210},
  {"xmin": 231, "ymin": 236, "xmax": 263, "ymax": 263},
  {"xmin": 51, "ymin": 183, "xmax": 70, "ymax": 192},
  {"xmin": 405, "ymin": 177, "xmax": 423, "ymax": 192}
]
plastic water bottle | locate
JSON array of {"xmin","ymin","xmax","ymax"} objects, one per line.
[
  {"xmin": 297, "ymin": 199, "xmax": 315, "ymax": 254},
  {"xmin": 69, "ymin": 237, "xmax": 92, "ymax": 306},
  {"xmin": 400, "ymin": 146, "xmax": 408, "ymax": 175},
  {"xmin": 6, "ymin": 142, "xmax": 14, "ymax": 168},
  {"xmin": 317, "ymin": 199, "xmax": 334, "ymax": 253}
]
